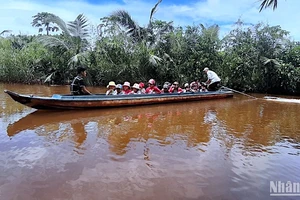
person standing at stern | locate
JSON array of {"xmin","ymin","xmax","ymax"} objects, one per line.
[{"xmin": 203, "ymin": 67, "xmax": 221, "ymax": 91}]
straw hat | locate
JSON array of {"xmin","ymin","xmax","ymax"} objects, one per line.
[
  {"xmin": 107, "ymin": 81, "xmax": 116, "ymax": 88},
  {"xmin": 132, "ymin": 83, "xmax": 140, "ymax": 90},
  {"xmin": 123, "ymin": 81, "xmax": 131, "ymax": 87}
]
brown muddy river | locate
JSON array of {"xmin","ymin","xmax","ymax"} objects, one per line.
[{"xmin": 0, "ymin": 83, "xmax": 300, "ymax": 200}]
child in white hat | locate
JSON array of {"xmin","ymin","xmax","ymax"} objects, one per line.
[{"xmin": 106, "ymin": 81, "xmax": 117, "ymax": 95}]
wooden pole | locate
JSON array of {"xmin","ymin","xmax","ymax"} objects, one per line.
[{"xmin": 221, "ymin": 86, "xmax": 257, "ymax": 99}]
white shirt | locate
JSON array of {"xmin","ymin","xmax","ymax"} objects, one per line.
[
  {"xmin": 207, "ymin": 70, "xmax": 221, "ymax": 84},
  {"xmin": 106, "ymin": 89, "xmax": 117, "ymax": 95}
]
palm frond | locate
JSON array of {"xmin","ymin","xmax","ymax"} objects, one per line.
[
  {"xmin": 149, "ymin": 0, "xmax": 162, "ymax": 24},
  {"xmin": 36, "ymin": 36, "xmax": 69, "ymax": 50},
  {"xmin": 0, "ymin": 30, "xmax": 12, "ymax": 35},
  {"xmin": 261, "ymin": 56, "xmax": 280, "ymax": 67},
  {"xmin": 68, "ymin": 14, "xmax": 90, "ymax": 39},
  {"xmin": 44, "ymin": 72, "xmax": 55, "ymax": 83},
  {"xmin": 199, "ymin": 24, "xmax": 206, "ymax": 31},
  {"xmin": 155, "ymin": 21, "xmax": 174, "ymax": 36},
  {"xmin": 149, "ymin": 54, "xmax": 162, "ymax": 66},
  {"xmin": 109, "ymin": 10, "xmax": 141, "ymax": 39},
  {"xmin": 207, "ymin": 25, "xmax": 220, "ymax": 39},
  {"xmin": 259, "ymin": 0, "xmax": 278, "ymax": 12},
  {"xmin": 68, "ymin": 51, "xmax": 89, "ymax": 67},
  {"xmin": 46, "ymin": 14, "xmax": 69, "ymax": 34}
]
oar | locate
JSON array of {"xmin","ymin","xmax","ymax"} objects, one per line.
[{"xmin": 221, "ymin": 86, "xmax": 257, "ymax": 99}]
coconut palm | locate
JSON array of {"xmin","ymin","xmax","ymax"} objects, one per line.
[{"xmin": 259, "ymin": 0, "xmax": 278, "ymax": 12}]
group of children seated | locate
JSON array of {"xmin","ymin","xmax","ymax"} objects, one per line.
[{"xmin": 106, "ymin": 79, "xmax": 208, "ymax": 95}]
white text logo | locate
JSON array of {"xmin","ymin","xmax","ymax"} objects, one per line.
[{"xmin": 270, "ymin": 181, "xmax": 300, "ymax": 196}]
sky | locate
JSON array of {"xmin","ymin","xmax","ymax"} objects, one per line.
[{"xmin": 1, "ymin": 0, "xmax": 299, "ymax": 41}]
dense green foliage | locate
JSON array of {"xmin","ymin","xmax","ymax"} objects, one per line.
[{"xmin": 0, "ymin": 4, "xmax": 299, "ymax": 94}]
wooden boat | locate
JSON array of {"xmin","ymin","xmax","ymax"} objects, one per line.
[{"xmin": 4, "ymin": 89, "xmax": 234, "ymax": 110}]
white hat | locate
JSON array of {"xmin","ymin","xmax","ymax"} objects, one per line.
[
  {"xmin": 203, "ymin": 67, "xmax": 209, "ymax": 71},
  {"xmin": 132, "ymin": 83, "xmax": 140, "ymax": 90},
  {"xmin": 123, "ymin": 81, "xmax": 130, "ymax": 87},
  {"xmin": 107, "ymin": 81, "xmax": 116, "ymax": 88}
]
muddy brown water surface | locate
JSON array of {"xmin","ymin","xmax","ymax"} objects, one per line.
[{"xmin": 0, "ymin": 83, "xmax": 300, "ymax": 200}]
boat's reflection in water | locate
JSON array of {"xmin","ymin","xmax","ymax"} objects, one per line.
[
  {"xmin": 7, "ymin": 97, "xmax": 300, "ymax": 155},
  {"xmin": 4, "ymin": 98, "xmax": 300, "ymax": 199},
  {"xmin": 7, "ymin": 100, "xmax": 219, "ymax": 155}
]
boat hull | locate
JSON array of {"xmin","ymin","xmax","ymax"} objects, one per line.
[{"xmin": 4, "ymin": 90, "xmax": 233, "ymax": 110}]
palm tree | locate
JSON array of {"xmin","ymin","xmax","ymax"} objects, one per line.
[
  {"xmin": 106, "ymin": 0, "xmax": 169, "ymax": 44},
  {"xmin": 31, "ymin": 12, "xmax": 61, "ymax": 35},
  {"xmin": 259, "ymin": 0, "xmax": 278, "ymax": 12},
  {"xmin": 36, "ymin": 14, "xmax": 90, "ymax": 82},
  {"xmin": 37, "ymin": 14, "xmax": 89, "ymax": 63},
  {"xmin": 102, "ymin": 0, "xmax": 173, "ymax": 71}
]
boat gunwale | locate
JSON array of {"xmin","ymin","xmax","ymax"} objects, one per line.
[{"xmin": 4, "ymin": 89, "xmax": 233, "ymax": 102}]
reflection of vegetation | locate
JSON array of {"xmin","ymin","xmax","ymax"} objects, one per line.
[
  {"xmin": 7, "ymin": 100, "xmax": 300, "ymax": 156},
  {"xmin": 216, "ymin": 100, "xmax": 300, "ymax": 154},
  {"xmin": 0, "ymin": 1, "xmax": 299, "ymax": 94}
]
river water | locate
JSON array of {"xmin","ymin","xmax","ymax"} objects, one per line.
[{"xmin": 0, "ymin": 83, "xmax": 300, "ymax": 200}]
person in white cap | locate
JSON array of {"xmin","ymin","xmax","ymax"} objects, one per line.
[{"xmin": 203, "ymin": 67, "xmax": 221, "ymax": 91}]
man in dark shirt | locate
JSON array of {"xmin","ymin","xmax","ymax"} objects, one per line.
[{"xmin": 70, "ymin": 66, "xmax": 92, "ymax": 95}]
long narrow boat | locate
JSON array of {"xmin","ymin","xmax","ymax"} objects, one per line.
[{"xmin": 4, "ymin": 89, "xmax": 233, "ymax": 110}]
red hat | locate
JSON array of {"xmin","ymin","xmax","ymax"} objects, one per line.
[{"xmin": 139, "ymin": 82, "xmax": 144, "ymax": 88}]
